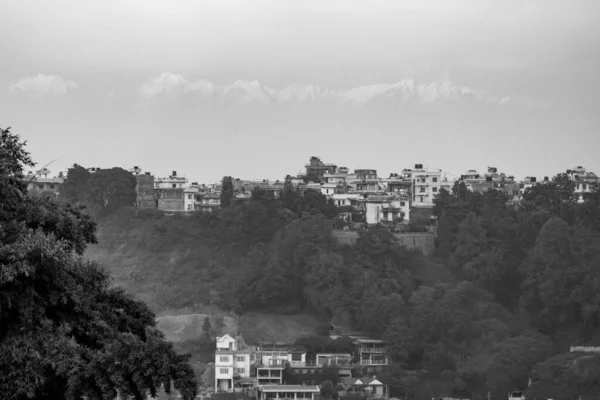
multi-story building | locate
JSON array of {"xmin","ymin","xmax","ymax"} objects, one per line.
[
  {"xmin": 23, "ymin": 169, "xmax": 64, "ymax": 196},
  {"xmin": 129, "ymin": 166, "xmax": 156, "ymax": 209},
  {"xmin": 383, "ymin": 174, "xmax": 411, "ymax": 195},
  {"xmin": 328, "ymin": 324, "xmax": 389, "ymax": 369},
  {"xmin": 411, "ymin": 164, "xmax": 453, "ymax": 207},
  {"xmin": 214, "ymin": 334, "xmax": 257, "ymax": 392},
  {"xmin": 566, "ymin": 166, "xmax": 599, "ymax": 202},
  {"xmin": 198, "ymin": 193, "xmax": 221, "ymax": 213},
  {"xmin": 365, "ymin": 195, "xmax": 410, "ymax": 224},
  {"xmin": 155, "ymin": 171, "xmax": 188, "ymax": 189},
  {"xmin": 305, "ymin": 156, "xmax": 337, "ymax": 180},
  {"xmin": 256, "ymin": 343, "xmax": 290, "ymax": 386},
  {"xmin": 184, "ymin": 186, "xmax": 199, "ymax": 212},
  {"xmin": 353, "ymin": 338, "xmax": 388, "ymax": 367}
]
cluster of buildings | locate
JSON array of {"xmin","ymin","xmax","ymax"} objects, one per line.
[
  {"xmin": 213, "ymin": 324, "xmax": 389, "ymax": 400},
  {"xmin": 20, "ymin": 159, "xmax": 600, "ymax": 225}
]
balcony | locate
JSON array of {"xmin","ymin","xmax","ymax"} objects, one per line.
[{"xmin": 359, "ymin": 347, "xmax": 386, "ymax": 354}]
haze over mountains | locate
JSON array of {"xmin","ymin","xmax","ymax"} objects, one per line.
[{"xmin": 137, "ymin": 73, "xmax": 538, "ymax": 110}]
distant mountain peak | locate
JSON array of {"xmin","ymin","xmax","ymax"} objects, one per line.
[{"xmin": 138, "ymin": 73, "xmax": 539, "ymax": 110}]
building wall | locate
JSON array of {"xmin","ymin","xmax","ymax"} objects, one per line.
[{"xmin": 135, "ymin": 174, "xmax": 156, "ymax": 209}]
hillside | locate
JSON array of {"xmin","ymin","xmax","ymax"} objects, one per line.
[
  {"xmin": 85, "ymin": 207, "xmax": 328, "ymax": 348},
  {"xmin": 81, "ymin": 181, "xmax": 600, "ymax": 399}
]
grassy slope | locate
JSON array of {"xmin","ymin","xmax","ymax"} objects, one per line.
[{"xmin": 86, "ymin": 211, "xmax": 325, "ymax": 355}]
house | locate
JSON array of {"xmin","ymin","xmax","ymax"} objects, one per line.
[
  {"xmin": 198, "ymin": 193, "xmax": 221, "ymax": 213},
  {"xmin": 154, "ymin": 171, "xmax": 188, "ymax": 189},
  {"xmin": 23, "ymin": 169, "xmax": 64, "ymax": 196},
  {"xmin": 353, "ymin": 338, "xmax": 388, "ymax": 367},
  {"xmin": 305, "ymin": 156, "xmax": 337, "ymax": 180},
  {"xmin": 365, "ymin": 195, "xmax": 410, "ymax": 224},
  {"xmin": 215, "ymin": 334, "xmax": 257, "ymax": 392},
  {"xmin": 129, "ymin": 167, "xmax": 156, "ymax": 209},
  {"xmin": 320, "ymin": 183, "xmax": 338, "ymax": 196},
  {"xmin": 184, "ymin": 187, "xmax": 199, "ymax": 212},
  {"xmin": 411, "ymin": 164, "xmax": 453, "ymax": 207},
  {"xmin": 157, "ymin": 188, "xmax": 185, "ymax": 212},
  {"xmin": 256, "ymin": 343, "xmax": 290, "ymax": 385},
  {"xmin": 566, "ymin": 166, "xmax": 599, "ymax": 202},
  {"xmin": 315, "ymin": 353, "xmax": 353, "ymax": 378},
  {"xmin": 323, "ymin": 168, "xmax": 349, "ymax": 185},
  {"xmin": 328, "ymin": 324, "xmax": 389, "ymax": 369},
  {"xmin": 256, "ymin": 385, "xmax": 321, "ymax": 400},
  {"xmin": 340, "ymin": 376, "xmax": 388, "ymax": 400}
]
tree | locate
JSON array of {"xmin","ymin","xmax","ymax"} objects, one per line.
[
  {"xmin": 0, "ymin": 127, "xmax": 197, "ymax": 400},
  {"xmin": 527, "ymin": 353, "xmax": 600, "ymax": 400},
  {"xmin": 58, "ymin": 163, "xmax": 91, "ymax": 204},
  {"xmin": 220, "ymin": 176, "xmax": 234, "ymax": 208},
  {"xmin": 202, "ymin": 316, "xmax": 212, "ymax": 340},
  {"xmin": 86, "ymin": 167, "xmax": 137, "ymax": 212}
]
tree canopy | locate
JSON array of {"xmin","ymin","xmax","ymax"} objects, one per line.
[{"xmin": 0, "ymin": 126, "xmax": 197, "ymax": 400}]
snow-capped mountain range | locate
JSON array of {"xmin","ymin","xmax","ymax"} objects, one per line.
[{"xmin": 137, "ymin": 72, "xmax": 538, "ymax": 109}]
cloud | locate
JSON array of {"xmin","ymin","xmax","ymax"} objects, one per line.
[
  {"xmin": 9, "ymin": 74, "xmax": 78, "ymax": 96},
  {"xmin": 138, "ymin": 72, "xmax": 189, "ymax": 99}
]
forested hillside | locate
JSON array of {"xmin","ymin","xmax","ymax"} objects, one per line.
[{"xmin": 68, "ymin": 166, "xmax": 600, "ymax": 399}]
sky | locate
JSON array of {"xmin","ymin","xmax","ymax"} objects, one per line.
[{"xmin": 0, "ymin": 0, "xmax": 599, "ymax": 183}]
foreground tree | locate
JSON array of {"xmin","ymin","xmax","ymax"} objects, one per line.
[{"xmin": 0, "ymin": 126, "xmax": 197, "ymax": 400}]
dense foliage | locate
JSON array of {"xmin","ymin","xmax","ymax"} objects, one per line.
[
  {"xmin": 60, "ymin": 147, "xmax": 600, "ymax": 399},
  {"xmin": 0, "ymin": 127, "xmax": 197, "ymax": 400}
]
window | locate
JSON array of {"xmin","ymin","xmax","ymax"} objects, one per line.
[
  {"xmin": 49, "ymin": 183, "xmax": 55, "ymax": 189},
  {"xmin": 172, "ymin": 184, "xmax": 176, "ymax": 188},
  {"xmin": 432, "ymin": 177, "xmax": 438, "ymax": 183},
  {"xmin": 583, "ymin": 184, "xmax": 587, "ymax": 190},
  {"xmin": 188, "ymin": 194, "xmax": 192, "ymax": 199},
  {"xmin": 235, "ymin": 368, "xmax": 245, "ymax": 374},
  {"xmin": 291, "ymin": 353, "xmax": 302, "ymax": 361},
  {"xmin": 38, "ymin": 184, "xmax": 44, "ymax": 190},
  {"xmin": 219, "ymin": 368, "xmax": 229, "ymax": 374},
  {"xmin": 400, "ymin": 202, "xmax": 405, "ymax": 207},
  {"xmin": 432, "ymin": 187, "xmax": 438, "ymax": 193},
  {"xmin": 236, "ymin": 356, "xmax": 245, "ymax": 362},
  {"xmin": 419, "ymin": 187, "xmax": 425, "ymax": 193},
  {"xmin": 220, "ymin": 356, "xmax": 229, "ymax": 362},
  {"xmin": 420, "ymin": 197, "xmax": 423, "ymax": 202}
]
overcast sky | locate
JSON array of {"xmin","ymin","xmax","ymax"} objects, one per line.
[{"xmin": 1, "ymin": 0, "xmax": 599, "ymax": 182}]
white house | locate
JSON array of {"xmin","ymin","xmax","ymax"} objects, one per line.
[
  {"xmin": 365, "ymin": 195, "xmax": 410, "ymax": 224},
  {"xmin": 154, "ymin": 171, "xmax": 189, "ymax": 189},
  {"xmin": 215, "ymin": 334, "xmax": 257, "ymax": 392},
  {"xmin": 410, "ymin": 165, "xmax": 453, "ymax": 207},
  {"xmin": 183, "ymin": 187, "xmax": 198, "ymax": 212},
  {"xmin": 320, "ymin": 183, "xmax": 338, "ymax": 196},
  {"xmin": 566, "ymin": 166, "xmax": 599, "ymax": 202}
]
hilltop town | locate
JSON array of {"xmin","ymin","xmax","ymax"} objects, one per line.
[{"xmin": 24, "ymin": 156, "xmax": 599, "ymax": 226}]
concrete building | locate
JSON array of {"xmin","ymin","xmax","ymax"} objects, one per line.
[
  {"xmin": 257, "ymin": 385, "xmax": 321, "ymax": 400},
  {"xmin": 215, "ymin": 334, "xmax": 257, "ymax": 392},
  {"xmin": 184, "ymin": 187, "xmax": 199, "ymax": 212},
  {"xmin": 155, "ymin": 171, "xmax": 188, "ymax": 189},
  {"xmin": 157, "ymin": 188, "xmax": 185, "ymax": 212},
  {"xmin": 411, "ymin": 164, "xmax": 453, "ymax": 207},
  {"xmin": 129, "ymin": 166, "xmax": 156, "ymax": 209},
  {"xmin": 365, "ymin": 195, "xmax": 410, "ymax": 224},
  {"xmin": 23, "ymin": 169, "xmax": 64, "ymax": 196},
  {"xmin": 198, "ymin": 193, "xmax": 221, "ymax": 213},
  {"xmin": 566, "ymin": 166, "xmax": 599, "ymax": 202},
  {"xmin": 305, "ymin": 156, "xmax": 337, "ymax": 180}
]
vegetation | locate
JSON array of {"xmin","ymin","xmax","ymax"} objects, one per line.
[
  {"xmin": 0, "ymin": 127, "xmax": 197, "ymax": 400},
  {"xmin": 56, "ymin": 145, "xmax": 600, "ymax": 399}
]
